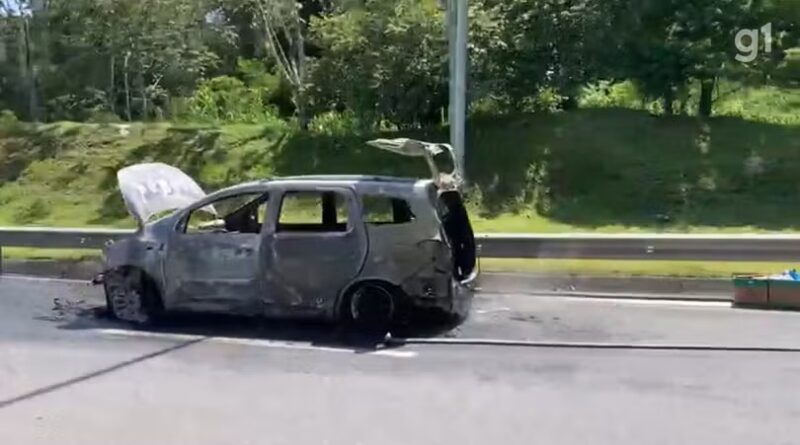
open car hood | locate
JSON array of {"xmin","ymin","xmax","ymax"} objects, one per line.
[
  {"xmin": 366, "ymin": 138, "xmax": 462, "ymax": 190},
  {"xmin": 117, "ymin": 163, "xmax": 217, "ymax": 226}
]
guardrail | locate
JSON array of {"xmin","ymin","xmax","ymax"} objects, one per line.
[
  {"xmin": 477, "ymin": 233, "xmax": 800, "ymax": 262},
  {"xmin": 0, "ymin": 227, "xmax": 133, "ymax": 250},
  {"xmin": 2, "ymin": 228, "xmax": 800, "ymax": 263}
]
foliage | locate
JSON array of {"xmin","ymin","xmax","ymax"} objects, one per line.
[
  {"xmin": 470, "ymin": 0, "xmax": 614, "ymax": 109},
  {"xmin": 579, "ymin": 81, "xmax": 643, "ymax": 110},
  {"xmin": 182, "ymin": 76, "xmax": 281, "ymax": 124},
  {"xmin": 1, "ymin": 103, "xmax": 800, "ymax": 231},
  {"xmin": 1, "ymin": 0, "xmax": 221, "ymax": 121},
  {"xmin": 307, "ymin": 0, "xmax": 448, "ymax": 129},
  {"xmin": 0, "ymin": 109, "xmax": 26, "ymax": 136},
  {"xmin": 0, "ymin": 0, "xmax": 797, "ymax": 124},
  {"xmin": 608, "ymin": 0, "xmax": 797, "ymax": 116},
  {"xmin": 307, "ymin": 110, "xmax": 361, "ymax": 135}
]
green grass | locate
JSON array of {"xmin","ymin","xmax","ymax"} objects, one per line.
[
  {"xmin": 482, "ymin": 258, "xmax": 790, "ymax": 278},
  {"xmin": 0, "ymin": 86, "xmax": 799, "ymax": 236},
  {"xmin": 2, "ymin": 247, "xmax": 101, "ymax": 261}
]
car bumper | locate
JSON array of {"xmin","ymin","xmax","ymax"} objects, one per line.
[{"xmin": 406, "ymin": 270, "xmax": 478, "ymax": 319}]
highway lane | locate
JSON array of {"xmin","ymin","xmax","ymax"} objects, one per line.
[{"xmin": 1, "ymin": 277, "xmax": 800, "ymax": 444}]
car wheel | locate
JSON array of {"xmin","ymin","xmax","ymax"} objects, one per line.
[
  {"xmin": 104, "ymin": 268, "xmax": 159, "ymax": 325},
  {"xmin": 347, "ymin": 283, "xmax": 396, "ymax": 334}
]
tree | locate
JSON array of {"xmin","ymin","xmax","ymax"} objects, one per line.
[
  {"xmin": 609, "ymin": 0, "xmax": 775, "ymax": 117},
  {"xmin": 48, "ymin": 0, "xmax": 218, "ymax": 120},
  {"xmin": 0, "ymin": 0, "xmax": 46, "ymax": 120},
  {"xmin": 307, "ymin": 0, "xmax": 448, "ymax": 129},
  {"xmin": 250, "ymin": 0, "xmax": 308, "ymax": 127}
]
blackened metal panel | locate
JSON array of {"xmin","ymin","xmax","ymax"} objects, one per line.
[{"xmin": 262, "ymin": 186, "xmax": 367, "ymax": 316}]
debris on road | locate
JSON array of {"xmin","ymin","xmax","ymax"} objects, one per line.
[{"xmin": 733, "ymin": 271, "xmax": 800, "ymax": 309}]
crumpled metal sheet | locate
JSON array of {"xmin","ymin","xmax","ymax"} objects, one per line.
[{"xmin": 117, "ymin": 163, "xmax": 216, "ymax": 225}]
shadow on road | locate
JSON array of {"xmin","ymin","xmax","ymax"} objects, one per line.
[
  {"xmin": 50, "ymin": 303, "xmax": 462, "ymax": 352},
  {"xmin": 6, "ymin": 300, "xmax": 462, "ymax": 411}
]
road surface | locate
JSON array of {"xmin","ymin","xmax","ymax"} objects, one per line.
[{"xmin": 1, "ymin": 276, "xmax": 800, "ymax": 444}]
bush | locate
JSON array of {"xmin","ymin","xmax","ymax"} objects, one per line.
[
  {"xmin": 0, "ymin": 110, "xmax": 26, "ymax": 136},
  {"xmin": 580, "ymin": 81, "xmax": 643, "ymax": 109},
  {"xmin": 308, "ymin": 111, "xmax": 363, "ymax": 136},
  {"xmin": 14, "ymin": 198, "xmax": 50, "ymax": 224},
  {"xmin": 775, "ymin": 49, "xmax": 800, "ymax": 86},
  {"xmin": 180, "ymin": 76, "xmax": 282, "ymax": 124},
  {"xmin": 86, "ymin": 110, "xmax": 123, "ymax": 124},
  {"xmin": 45, "ymin": 88, "xmax": 110, "ymax": 122},
  {"xmin": 235, "ymin": 58, "xmax": 294, "ymax": 117}
]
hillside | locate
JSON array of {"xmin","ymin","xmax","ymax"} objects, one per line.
[{"xmin": 1, "ymin": 108, "xmax": 800, "ymax": 233}]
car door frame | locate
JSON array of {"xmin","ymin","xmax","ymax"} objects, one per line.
[
  {"xmin": 261, "ymin": 184, "xmax": 368, "ymax": 317},
  {"xmin": 163, "ymin": 185, "xmax": 271, "ymax": 314}
]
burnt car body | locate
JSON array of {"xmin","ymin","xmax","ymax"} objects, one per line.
[{"xmin": 100, "ymin": 139, "xmax": 478, "ymax": 328}]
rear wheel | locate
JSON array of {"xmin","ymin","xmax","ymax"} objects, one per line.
[
  {"xmin": 342, "ymin": 282, "xmax": 398, "ymax": 334},
  {"xmin": 104, "ymin": 268, "xmax": 162, "ymax": 325}
]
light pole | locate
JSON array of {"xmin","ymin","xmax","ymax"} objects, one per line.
[{"xmin": 447, "ymin": 0, "xmax": 468, "ymax": 178}]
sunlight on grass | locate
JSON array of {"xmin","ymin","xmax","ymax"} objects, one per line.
[
  {"xmin": 481, "ymin": 258, "xmax": 791, "ymax": 278},
  {"xmin": 2, "ymin": 248, "xmax": 101, "ymax": 261}
]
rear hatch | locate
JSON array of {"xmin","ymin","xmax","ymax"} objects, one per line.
[
  {"xmin": 435, "ymin": 190, "xmax": 477, "ymax": 282},
  {"xmin": 366, "ymin": 138, "xmax": 462, "ymax": 191},
  {"xmin": 367, "ymin": 138, "xmax": 476, "ymax": 282}
]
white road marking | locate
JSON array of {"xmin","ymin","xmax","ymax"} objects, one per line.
[
  {"xmin": 481, "ymin": 293, "xmax": 732, "ymax": 309},
  {"xmin": 560, "ymin": 296, "xmax": 731, "ymax": 308},
  {"xmin": 2, "ymin": 274, "xmax": 92, "ymax": 285},
  {"xmin": 95, "ymin": 328, "xmax": 418, "ymax": 358},
  {"xmin": 474, "ymin": 307, "xmax": 512, "ymax": 315}
]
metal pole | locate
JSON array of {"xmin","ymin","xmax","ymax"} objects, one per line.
[
  {"xmin": 447, "ymin": 0, "xmax": 456, "ymax": 146},
  {"xmin": 448, "ymin": 0, "xmax": 468, "ymax": 179}
]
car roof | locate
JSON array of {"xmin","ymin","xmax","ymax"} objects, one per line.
[
  {"xmin": 209, "ymin": 175, "xmax": 433, "ymax": 198},
  {"xmin": 274, "ymin": 175, "xmax": 422, "ymax": 184}
]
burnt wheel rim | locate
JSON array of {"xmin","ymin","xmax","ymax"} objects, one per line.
[
  {"xmin": 107, "ymin": 278, "xmax": 147, "ymax": 323},
  {"xmin": 350, "ymin": 284, "xmax": 394, "ymax": 328}
]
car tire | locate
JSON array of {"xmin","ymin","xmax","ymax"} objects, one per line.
[
  {"xmin": 343, "ymin": 282, "xmax": 397, "ymax": 334},
  {"xmin": 104, "ymin": 268, "xmax": 161, "ymax": 325}
]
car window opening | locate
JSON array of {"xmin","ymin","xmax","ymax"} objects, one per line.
[
  {"xmin": 184, "ymin": 192, "xmax": 268, "ymax": 235},
  {"xmin": 278, "ymin": 191, "xmax": 349, "ymax": 233},
  {"xmin": 362, "ymin": 195, "xmax": 416, "ymax": 225}
]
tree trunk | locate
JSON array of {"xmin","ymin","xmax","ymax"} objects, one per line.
[
  {"xmin": 123, "ymin": 52, "xmax": 132, "ymax": 121},
  {"xmin": 295, "ymin": 25, "xmax": 308, "ymax": 130},
  {"xmin": 139, "ymin": 72, "xmax": 148, "ymax": 120},
  {"xmin": 109, "ymin": 55, "xmax": 116, "ymax": 115},
  {"xmin": 698, "ymin": 78, "xmax": 715, "ymax": 118},
  {"xmin": 662, "ymin": 87, "xmax": 675, "ymax": 116},
  {"xmin": 22, "ymin": 18, "xmax": 39, "ymax": 121}
]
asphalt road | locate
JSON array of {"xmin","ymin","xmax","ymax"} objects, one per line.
[{"xmin": 1, "ymin": 277, "xmax": 800, "ymax": 444}]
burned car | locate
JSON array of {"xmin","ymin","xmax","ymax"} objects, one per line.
[{"xmin": 100, "ymin": 139, "xmax": 477, "ymax": 329}]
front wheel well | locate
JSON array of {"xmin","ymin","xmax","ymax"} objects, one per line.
[{"xmin": 103, "ymin": 266, "xmax": 165, "ymax": 313}]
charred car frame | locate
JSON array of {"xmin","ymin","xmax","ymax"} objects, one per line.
[{"xmin": 100, "ymin": 139, "xmax": 478, "ymax": 329}]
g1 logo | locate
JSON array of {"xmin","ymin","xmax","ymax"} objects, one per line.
[{"xmin": 735, "ymin": 23, "xmax": 773, "ymax": 63}]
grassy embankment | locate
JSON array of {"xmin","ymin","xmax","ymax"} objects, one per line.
[{"xmin": 1, "ymin": 89, "xmax": 799, "ymax": 277}]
